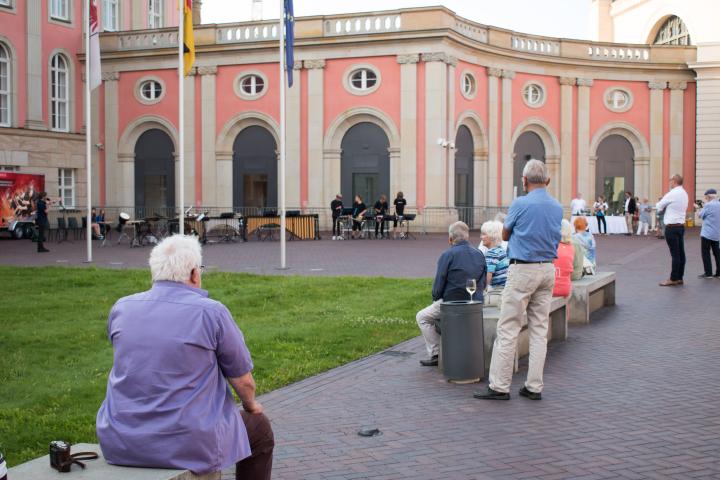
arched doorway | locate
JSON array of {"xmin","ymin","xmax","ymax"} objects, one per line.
[
  {"xmin": 596, "ymin": 135, "xmax": 634, "ymax": 214},
  {"xmin": 233, "ymin": 125, "xmax": 277, "ymax": 208},
  {"xmin": 134, "ymin": 129, "xmax": 175, "ymax": 216},
  {"xmin": 513, "ymin": 131, "xmax": 545, "ymax": 197},
  {"xmin": 340, "ymin": 122, "xmax": 390, "ymax": 205},
  {"xmin": 455, "ymin": 125, "xmax": 474, "ymax": 226}
]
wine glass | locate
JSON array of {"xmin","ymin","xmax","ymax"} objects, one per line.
[{"xmin": 465, "ymin": 279, "xmax": 477, "ymax": 303}]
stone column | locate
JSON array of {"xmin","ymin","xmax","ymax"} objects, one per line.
[
  {"xmin": 199, "ymin": 66, "xmax": 218, "ymax": 207},
  {"xmin": 286, "ymin": 61, "xmax": 303, "ymax": 208},
  {"xmin": 103, "ymin": 72, "xmax": 121, "ymax": 206},
  {"xmin": 694, "ymin": 68, "xmax": 720, "ymax": 196},
  {"xmin": 446, "ymin": 56, "xmax": 457, "ymax": 208},
  {"xmin": 474, "ymin": 148, "xmax": 488, "ymax": 207},
  {"xmin": 179, "ymin": 68, "xmax": 196, "ymax": 208},
  {"xmin": 648, "ymin": 81, "xmax": 667, "ymax": 201},
  {"xmin": 192, "ymin": 0, "xmax": 202, "ymax": 24},
  {"xmin": 576, "ymin": 78, "xmax": 593, "ymax": 198},
  {"xmin": 422, "ymin": 52, "xmax": 450, "ymax": 207},
  {"xmin": 305, "ymin": 59, "xmax": 325, "ymax": 209},
  {"xmin": 668, "ymin": 81, "xmax": 686, "ymax": 180},
  {"xmin": 559, "ymin": 77, "xmax": 576, "ymax": 204},
  {"xmin": 487, "ymin": 68, "xmax": 501, "ymax": 206},
  {"xmin": 397, "ymin": 54, "xmax": 419, "ymax": 205},
  {"xmin": 501, "ymin": 70, "xmax": 514, "ymax": 206},
  {"xmin": 25, "ymin": 0, "xmax": 44, "ymax": 130}
]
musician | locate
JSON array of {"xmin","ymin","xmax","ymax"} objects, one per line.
[
  {"xmin": 393, "ymin": 191, "xmax": 407, "ymax": 238},
  {"xmin": 330, "ymin": 194, "xmax": 344, "ymax": 240},
  {"xmin": 373, "ymin": 194, "xmax": 389, "ymax": 239},
  {"xmin": 351, "ymin": 195, "xmax": 367, "ymax": 239},
  {"xmin": 35, "ymin": 192, "xmax": 50, "ymax": 253}
]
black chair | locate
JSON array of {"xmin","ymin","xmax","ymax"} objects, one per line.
[
  {"xmin": 54, "ymin": 217, "xmax": 68, "ymax": 242},
  {"xmin": 68, "ymin": 217, "xmax": 81, "ymax": 240}
]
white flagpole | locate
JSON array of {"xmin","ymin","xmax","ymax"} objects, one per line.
[
  {"xmin": 178, "ymin": 0, "xmax": 185, "ymax": 235},
  {"xmin": 85, "ymin": 0, "xmax": 92, "ymax": 262},
  {"xmin": 279, "ymin": 0, "xmax": 287, "ymax": 269}
]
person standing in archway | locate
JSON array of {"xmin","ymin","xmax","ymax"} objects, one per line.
[
  {"xmin": 656, "ymin": 175, "xmax": 689, "ymax": 286},
  {"xmin": 330, "ymin": 194, "xmax": 344, "ymax": 240},
  {"xmin": 623, "ymin": 191, "xmax": 637, "ymax": 236}
]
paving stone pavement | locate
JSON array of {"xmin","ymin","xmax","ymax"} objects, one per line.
[{"xmin": 3, "ymin": 230, "xmax": 719, "ymax": 479}]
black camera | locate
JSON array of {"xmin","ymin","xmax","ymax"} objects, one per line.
[{"xmin": 49, "ymin": 440, "xmax": 72, "ymax": 472}]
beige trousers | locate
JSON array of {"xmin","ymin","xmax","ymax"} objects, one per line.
[
  {"xmin": 625, "ymin": 213, "xmax": 633, "ymax": 234},
  {"xmin": 488, "ymin": 263, "xmax": 555, "ymax": 394},
  {"xmin": 416, "ymin": 300, "xmax": 442, "ymax": 357}
]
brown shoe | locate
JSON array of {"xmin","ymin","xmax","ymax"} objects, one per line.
[{"xmin": 659, "ymin": 279, "xmax": 683, "ymax": 286}]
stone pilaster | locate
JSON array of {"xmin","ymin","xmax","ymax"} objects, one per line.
[
  {"xmin": 199, "ymin": 66, "xmax": 218, "ymax": 207},
  {"xmin": 487, "ymin": 67, "xmax": 502, "ymax": 206},
  {"xmin": 559, "ymin": 77, "xmax": 576, "ymax": 203},
  {"xmin": 648, "ymin": 81, "xmax": 667, "ymax": 201},
  {"xmin": 694, "ymin": 67, "xmax": 720, "ymax": 196},
  {"xmin": 180, "ymin": 69, "xmax": 196, "ymax": 208},
  {"xmin": 286, "ymin": 61, "xmax": 303, "ymax": 207},
  {"xmin": 25, "ymin": 0, "xmax": 44, "ymax": 130},
  {"xmin": 397, "ymin": 54, "xmax": 419, "ymax": 205},
  {"xmin": 421, "ymin": 53, "xmax": 450, "ymax": 206},
  {"xmin": 501, "ymin": 70, "xmax": 514, "ymax": 206},
  {"xmin": 305, "ymin": 59, "xmax": 325, "ymax": 208},
  {"xmin": 446, "ymin": 60, "xmax": 456, "ymax": 207},
  {"xmin": 576, "ymin": 78, "xmax": 593, "ymax": 198},
  {"xmin": 668, "ymin": 81, "xmax": 687, "ymax": 181},
  {"xmin": 102, "ymin": 72, "xmax": 122, "ymax": 205}
]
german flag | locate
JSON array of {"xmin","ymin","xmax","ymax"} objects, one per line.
[{"xmin": 183, "ymin": 0, "xmax": 195, "ymax": 76}]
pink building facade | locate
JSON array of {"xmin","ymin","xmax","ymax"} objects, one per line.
[{"xmin": 0, "ymin": 3, "xmax": 700, "ymax": 227}]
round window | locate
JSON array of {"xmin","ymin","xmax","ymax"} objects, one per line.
[
  {"xmin": 140, "ymin": 80, "xmax": 163, "ymax": 101},
  {"xmin": 523, "ymin": 83, "xmax": 545, "ymax": 107},
  {"xmin": 461, "ymin": 73, "xmax": 477, "ymax": 99},
  {"xmin": 349, "ymin": 68, "xmax": 377, "ymax": 91},
  {"xmin": 240, "ymin": 74, "xmax": 265, "ymax": 96},
  {"xmin": 604, "ymin": 88, "xmax": 633, "ymax": 112}
]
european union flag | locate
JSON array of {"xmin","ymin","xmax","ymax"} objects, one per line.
[{"xmin": 284, "ymin": 0, "xmax": 295, "ymax": 87}]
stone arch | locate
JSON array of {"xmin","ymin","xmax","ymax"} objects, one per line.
[
  {"xmin": 323, "ymin": 107, "xmax": 400, "ymax": 208},
  {"xmin": 455, "ymin": 110, "xmax": 488, "ymax": 157},
  {"xmin": 511, "ymin": 117, "xmax": 560, "ymax": 161},
  {"xmin": 215, "ymin": 111, "xmax": 280, "ymax": 157},
  {"xmin": 644, "ymin": 12, "xmax": 696, "ymax": 45}
]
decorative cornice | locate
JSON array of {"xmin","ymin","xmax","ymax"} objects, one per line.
[
  {"xmin": 421, "ymin": 52, "xmax": 454, "ymax": 64},
  {"xmin": 396, "ymin": 54, "xmax": 420, "ymax": 65},
  {"xmin": 446, "ymin": 56, "xmax": 458, "ymax": 67},
  {"xmin": 304, "ymin": 59, "xmax": 326, "ymax": 70},
  {"xmin": 186, "ymin": 67, "xmax": 197, "ymax": 76},
  {"xmin": 668, "ymin": 80, "xmax": 688, "ymax": 90},
  {"xmin": 487, "ymin": 67, "xmax": 503, "ymax": 78},
  {"xmin": 293, "ymin": 60, "xmax": 303, "ymax": 70},
  {"xmin": 101, "ymin": 71, "xmax": 120, "ymax": 81},
  {"xmin": 576, "ymin": 78, "xmax": 594, "ymax": 87},
  {"xmin": 648, "ymin": 81, "xmax": 667, "ymax": 90},
  {"xmin": 197, "ymin": 65, "xmax": 217, "ymax": 76},
  {"xmin": 559, "ymin": 77, "xmax": 576, "ymax": 86},
  {"xmin": 501, "ymin": 70, "xmax": 515, "ymax": 80}
]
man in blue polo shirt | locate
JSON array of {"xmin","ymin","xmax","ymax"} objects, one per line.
[{"xmin": 474, "ymin": 159, "xmax": 562, "ymax": 401}]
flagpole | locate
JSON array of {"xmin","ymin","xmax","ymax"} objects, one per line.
[
  {"xmin": 178, "ymin": 0, "xmax": 185, "ymax": 235},
  {"xmin": 85, "ymin": 0, "xmax": 92, "ymax": 263},
  {"xmin": 279, "ymin": 0, "xmax": 287, "ymax": 269}
]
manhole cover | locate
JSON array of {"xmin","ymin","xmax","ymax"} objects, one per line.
[{"xmin": 380, "ymin": 350, "xmax": 415, "ymax": 357}]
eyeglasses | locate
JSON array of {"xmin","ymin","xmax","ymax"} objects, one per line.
[{"xmin": 200, "ymin": 265, "xmax": 206, "ymax": 272}]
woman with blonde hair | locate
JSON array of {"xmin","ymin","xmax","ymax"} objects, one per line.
[
  {"xmin": 553, "ymin": 219, "xmax": 585, "ymax": 297},
  {"xmin": 479, "ymin": 220, "xmax": 508, "ymax": 306}
]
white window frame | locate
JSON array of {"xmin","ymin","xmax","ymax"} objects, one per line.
[
  {"xmin": 240, "ymin": 75, "xmax": 264, "ymax": 95},
  {"xmin": 521, "ymin": 82, "xmax": 546, "ymax": 109},
  {"xmin": 0, "ymin": 43, "xmax": 10, "ymax": 127},
  {"xmin": 460, "ymin": 71, "xmax": 477, "ymax": 100},
  {"xmin": 343, "ymin": 64, "xmax": 381, "ymax": 96},
  {"xmin": 102, "ymin": 0, "xmax": 119, "ymax": 32},
  {"xmin": 0, "ymin": 0, "xmax": 13, "ymax": 8},
  {"xmin": 148, "ymin": 0, "xmax": 163, "ymax": 29},
  {"xmin": 58, "ymin": 168, "xmax": 75, "ymax": 208},
  {"xmin": 50, "ymin": 53, "xmax": 69, "ymax": 132},
  {"xmin": 234, "ymin": 71, "xmax": 269, "ymax": 100},
  {"xmin": 50, "ymin": 0, "xmax": 70, "ymax": 22},
  {"xmin": 140, "ymin": 80, "xmax": 162, "ymax": 101},
  {"xmin": 604, "ymin": 87, "xmax": 634, "ymax": 113}
]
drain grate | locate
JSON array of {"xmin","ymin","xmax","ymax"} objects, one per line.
[{"xmin": 380, "ymin": 350, "xmax": 415, "ymax": 357}]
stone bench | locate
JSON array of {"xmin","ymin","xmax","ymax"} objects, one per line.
[
  {"xmin": 481, "ymin": 295, "xmax": 568, "ymax": 377},
  {"xmin": 568, "ymin": 271, "xmax": 616, "ymax": 325},
  {"xmin": 9, "ymin": 444, "xmax": 219, "ymax": 480}
]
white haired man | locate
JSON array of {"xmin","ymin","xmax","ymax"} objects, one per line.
[
  {"xmin": 416, "ymin": 221, "xmax": 487, "ymax": 366},
  {"xmin": 474, "ymin": 159, "xmax": 562, "ymax": 401},
  {"xmin": 97, "ymin": 235, "xmax": 274, "ymax": 479},
  {"xmin": 697, "ymin": 188, "xmax": 720, "ymax": 278}
]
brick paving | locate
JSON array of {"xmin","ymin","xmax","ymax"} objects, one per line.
[{"xmin": 2, "ymin": 230, "xmax": 719, "ymax": 479}]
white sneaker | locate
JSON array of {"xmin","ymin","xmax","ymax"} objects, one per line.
[{"xmin": 332, "ymin": 236, "xmax": 337, "ymax": 240}]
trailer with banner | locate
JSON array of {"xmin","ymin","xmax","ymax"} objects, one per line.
[{"xmin": 0, "ymin": 172, "xmax": 45, "ymax": 239}]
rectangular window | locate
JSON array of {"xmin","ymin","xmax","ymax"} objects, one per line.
[
  {"xmin": 50, "ymin": 0, "xmax": 69, "ymax": 21},
  {"xmin": 58, "ymin": 168, "xmax": 75, "ymax": 208},
  {"xmin": 0, "ymin": 47, "xmax": 9, "ymax": 127},
  {"xmin": 0, "ymin": 0, "xmax": 12, "ymax": 8},
  {"xmin": 148, "ymin": 0, "xmax": 163, "ymax": 28},
  {"xmin": 50, "ymin": 56, "xmax": 69, "ymax": 132},
  {"xmin": 102, "ymin": 0, "xmax": 118, "ymax": 31}
]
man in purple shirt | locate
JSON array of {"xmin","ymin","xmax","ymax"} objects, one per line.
[{"xmin": 97, "ymin": 235, "xmax": 274, "ymax": 479}]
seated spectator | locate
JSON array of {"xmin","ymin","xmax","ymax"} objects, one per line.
[
  {"xmin": 553, "ymin": 219, "xmax": 585, "ymax": 297},
  {"xmin": 90, "ymin": 208, "xmax": 104, "ymax": 239},
  {"xmin": 479, "ymin": 220, "xmax": 508, "ymax": 306},
  {"xmin": 479, "ymin": 212, "xmax": 509, "ymax": 254},
  {"xmin": 416, "ymin": 221, "xmax": 486, "ymax": 366},
  {"xmin": 572, "ymin": 216, "xmax": 596, "ymax": 266},
  {"xmin": 97, "ymin": 235, "xmax": 274, "ymax": 479}
]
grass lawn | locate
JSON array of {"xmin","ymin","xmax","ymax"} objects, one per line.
[{"xmin": 0, "ymin": 266, "xmax": 430, "ymax": 466}]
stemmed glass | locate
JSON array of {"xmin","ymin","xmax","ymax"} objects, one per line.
[{"xmin": 465, "ymin": 279, "xmax": 477, "ymax": 303}]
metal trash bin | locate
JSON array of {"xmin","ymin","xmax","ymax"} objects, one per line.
[{"xmin": 439, "ymin": 300, "xmax": 484, "ymax": 382}]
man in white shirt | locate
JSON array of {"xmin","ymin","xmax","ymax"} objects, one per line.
[
  {"xmin": 570, "ymin": 193, "xmax": 587, "ymax": 216},
  {"xmin": 656, "ymin": 174, "xmax": 689, "ymax": 286}
]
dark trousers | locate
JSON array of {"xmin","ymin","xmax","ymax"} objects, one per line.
[
  {"xmin": 36, "ymin": 221, "xmax": 48, "ymax": 251},
  {"xmin": 236, "ymin": 411, "xmax": 274, "ymax": 480},
  {"xmin": 374, "ymin": 217, "xmax": 385, "ymax": 237},
  {"xmin": 332, "ymin": 216, "xmax": 341, "ymax": 236},
  {"xmin": 596, "ymin": 215, "xmax": 607, "ymax": 234},
  {"xmin": 664, "ymin": 226, "xmax": 686, "ymax": 281},
  {"xmin": 701, "ymin": 236, "xmax": 720, "ymax": 276}
]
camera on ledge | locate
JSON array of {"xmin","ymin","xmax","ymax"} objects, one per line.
[{"xmin": 49, "ymin": 440, "xmax": 72, "ymax": 472}]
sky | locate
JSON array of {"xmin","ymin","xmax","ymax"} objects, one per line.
[{"xmin": 202, "ymin": 0, "xmax": 592, "ymax": 40}]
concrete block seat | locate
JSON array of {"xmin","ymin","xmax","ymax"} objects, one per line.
[
  {"xmin": 568, "ymin": 271, "xmax": 616, "ymax": 325},
  {"xmin": 9, "ymin": 444, "xmax": 219, "ymax": 480}
]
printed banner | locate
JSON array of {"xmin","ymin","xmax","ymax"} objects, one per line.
[{"xmin": 0, "ymin": 173, "xmax": 45, "ymax": 228}]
